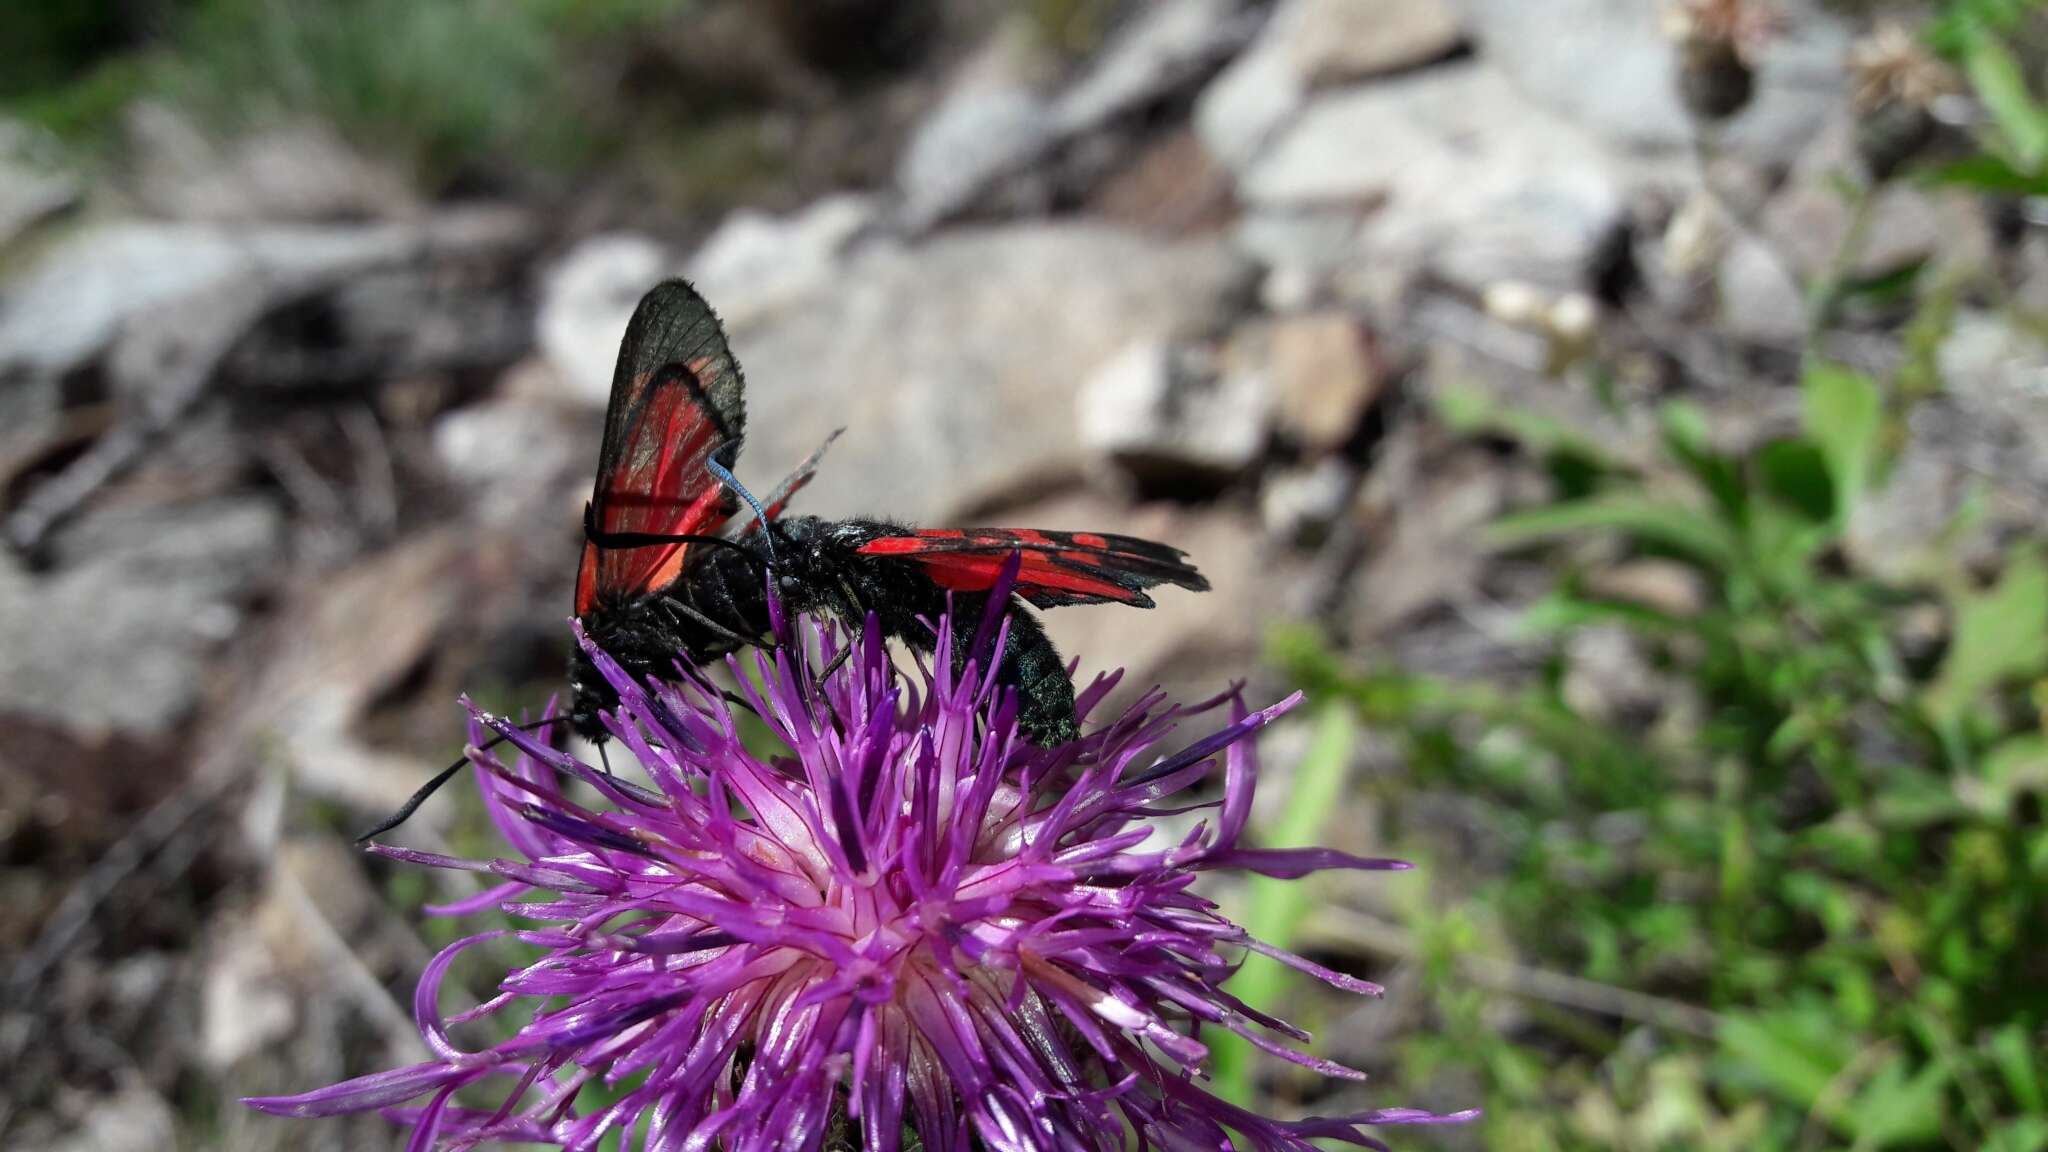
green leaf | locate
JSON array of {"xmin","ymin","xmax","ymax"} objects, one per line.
[
  {"xmin": 1964, "ymin": 25, "xmax": 2048, "ymax": 172},
  {"xmin": 1986, "ymin": 1118, "xmax": 2048, "ymax": 1152},
  {"xmin": 1210, "ymin": 705, "xmax": 1356, "ymax": 1106},
  {"xmin": 1488, "ymin": 496, "xmax": 1735, "ymax": 569},
  {"xmin": 1802, "ymin": 362, "xmax": 1884, "ymax": 521},
  {"xmin": 1848, "ymin": 1053, "xmax": 1949, "ymax": 1148},
  {"xmin": 1991, "ymin": 1023, "xmax": 2046, "ymax": 1112},
  {"xmin": 1922, "ymin": 154, "xmax": 2048, "ymax": 196},
  {"xmin": 1662, "ymin": 403, "xmax": 1749, "ymax": 524},
  {"xmin": 1756, "ymin": 439, "xmax": 1837, "ymax": 523},
  {"xmin": 1924, "ymin": 548, "xmax": 2048, "ymax": 732},
  {"xmin": 1716, "ymin": 1007, "xmax": 1857, "ymax": 1111}
]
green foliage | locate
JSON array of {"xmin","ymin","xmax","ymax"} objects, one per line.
[
  {"xmin": 1925, "ymin": 0, "xmax": 2048, "ymax": 195},
  {"xmin": 5, "ymin": 0, "xmax": 690, "ymax": 187},
  {"xmin": 1211, "ymin": 705, "xmax": 1358, "ymax": 1107},
  {"xmin": 1280, "ymin": 355, "xmax": 2048, "ymax": 1149}
]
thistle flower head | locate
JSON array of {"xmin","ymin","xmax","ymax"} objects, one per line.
[{"xmin": 247, "ymin": 575, "xmax": 1470, "ymax": 1149}]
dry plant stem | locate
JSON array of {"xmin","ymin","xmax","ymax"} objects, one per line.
[
  {"xmin": 4, "ymin": 763, "xmax": 241, "ymax": 1015},
  {"xmin": 273, "ymin": 864, "xmax": 428, "ymax": 1066},
  {"xmin": 1301, "ymin": 906, "xmax": 1723, "ymax": 1039}
]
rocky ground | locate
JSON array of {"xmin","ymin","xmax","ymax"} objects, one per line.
[{"xmin": 1, "ymin": 0, "xmax": 2043, "ymax": 1147}]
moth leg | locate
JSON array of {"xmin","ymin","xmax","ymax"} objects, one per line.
[
  {"xmin": 816, "ymin": 645, "xmax": 854, "ymax": 682},
  {"xmin": 663, "ymin": 597, "xmax": 760, "ymax": 651}
]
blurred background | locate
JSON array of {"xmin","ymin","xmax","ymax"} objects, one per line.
[{"xmin": 1, "ymin": 0, "xmax": 2044, "ymax": 1148}]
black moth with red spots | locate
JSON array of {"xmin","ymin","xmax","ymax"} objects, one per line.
[{"xmin": 568, "ymin": 280, "xmax": 1207, "ymax": 746}]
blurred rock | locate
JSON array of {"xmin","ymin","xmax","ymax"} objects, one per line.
[
  {"xmin": 1091, "ymin": 128, "xmax": 1237, "ymax": 236},
  {"xmin": 434, "ymin": 387, "xmax": 587, "ymax": 527},
  {"xmin": 1763, "ymin": 114, "xmax": 1994, "ymax": 284},
  {"xmin": 2018, "ymin": 231, "xmax": 2048, "ymax": 316},
  {"xmin": 1195, "ymin": 0, "xmax": 1463, "ymax": 177},
  {"xmin": 1261, "ymin": 456, "xmax": 1356, "ymax": 542},
  {"xmin": 1562, "ymin": 624, "xmax": 1665, "ymax": 724},
  {"xmin": 1079, "ymin": 338, "xmax": 1271, "ymax": 492},
  {"xmin": 1195, "ymin": 35, "xmax": 1306, "ymax": 173},
  {"xmin": 730, "ymin": 224, "xmax": 1244, "ymax": 521},
  {"xmin": 1231, "ymin": 209, "xmax": 1366, "ymax": 281},
  {"xmin": 1267, "ymin": 311, "xmax": 1384, "ymax": 450},
  {"xmin": 1270, "ymin": 0, "xmax": 1464, "ymax": 88},
  {"xmin": 687, "ymin": 195, "xmax": 876, "ymax": 330},
  {"xmin": 0, "ymin": 118, "xmax": 78, "ymax": 248},
  {"xmin": 1242, "ymin": 64, "xmax": 1630, "ymax": 292},
  {"xmin": 896, "ymin": 27, "xmax": 1055, "ymax": 231},
  {"xmin": 1453, "ymin": 0, "xmax": 1850, "ymax": 166},
  {"xmin": 1021, "ymin": 492, "xmax": 1304, "ymax": 702},
  {"xmin": 257, "ymin": 530, "xmax": 474, "ymax": 812},
  {"xmin": 0, "ymin": 213, "xmax": 526, "ymax": 380},
  {"xmin": 1052, "ymin": 0, "xmax": 1256, "ymax": 135},
  {"xmin": 1936, "ymin": 310, "xmax": 2048, "ymax": 489},
  {"xmin": 124, "ymin": 103, "xmax": 417, "ymax": 222},
  {"xmin": 1850, "ymin": 313, "xmax": 2048, "ymax": 572},
  {"xmin": 198, "ymin": 912, "xmax": 296, "ymax": 1072},
  {"xmin": 0, "ymin": 496, "xmax": 281, "ymax": 738},
  {"xmin": 536, "ymin": 233, "xmax": 674, "ymax": 406},
  {"xmin": 1350, "ymin": 437, "xmax": 1511, "ymax": 637},
  {"xmin": 1717, "ymin": 232, "xmax": 1807, "ymax": 345},
  {"xmin": 49, "ymin": 1080, "xmax": 176, "ymax": 1152}
]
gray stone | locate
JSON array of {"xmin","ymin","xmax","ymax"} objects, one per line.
[
  {"xmin": 0, "ymin": 214, "xmax": 506, "ymax": 379},
  {"xmin": 1850, "ymin": 313, "xmax": 2048, "ymax": 572},
  {"xmin": 726, "ymin": 224, "xmax": 1244, "ymax": 522},
  {"xmin": 1270, "ymin": 0, "xmax": 1464, "ymax": 88},
  {"xmin": 49, "ymin": 1081, "xmax": 175, "ymax": 1152},
  {"xmin": 1938, "ymin": 311, "xmax": 2048, "ymax": 472},
  {"xmin": 124, "ymin": 102, "xmax": 416, "ymax": 222},
  {"xmin": 0, "ymin": 496, "xmax": 281, "ymax": 738},
  {"xmin": 1078, "ymin": 338, "xmax": 1271, "ymax": 484},
  {"xmin": 1762, "ymin": 111, "xmax": 1995, "ymax": 284},
  {"xmin": 1267, "ymin": 311, "xmax": 1385, "ymax": 449},
  {"xmin": 1232, "ymin": 209, "xmax": 1365, "ymax": 276},
  {"xmin": 1260, "ymin": 456, "xmax": 1356, "ymax": 542},
  {"xmin": 1020, "ymin": 493, "xmax": 1306, "ymax": 708},
  {"xmin": 1451, "ymin": 0, "xmax": 1851, "ymax": 166},
  {"xmin": 433, "ymin": 388, "xmax": 587, "ymax": 527},
  {"xmin": 0, "ymin": 119, "xmax": 77, "ymax": 248},
  {"xmin": 535, "ymin": 233, "xmax": 674, "ymax": 406},
  {"xmin": 1717, "ymin": 232, "xmax": 1807, "ymax": 345},
  {"xmin": 897, "ymin": 82, "xmax": 1053, "ymax": 231},
  {"xmin": 686, "ymin": 195, "xmax": 876, "ymax": 331},
  {"xmin": 1194, "ymin": 35, "xmax": 1307, "ymax": 173},
  {"xmin": 1562, "ymin": 624, "xmax": 1666, "ymax": 723},
  {"xmin": 1053, "ymin": 0, "xmax": 1256, "ymax": 135},
  {"xmin": 1244, "ymin": 64, "xmax": 1630, "ymax": 291}
]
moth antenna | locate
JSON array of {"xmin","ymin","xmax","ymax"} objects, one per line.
[
  {"xmin": 707, "ymin": 453, "xmax": 779, "ymax": 568},
  {"xmin": 355, "ymin": 716, "xmax": 568, "ymax": 843}
]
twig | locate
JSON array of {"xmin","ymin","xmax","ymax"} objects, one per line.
[
  {"xmin": 2, "ymin": 760, "xmax": 241, "ymax": 1021},
  {"xmin": 272, "ymin": 865, "xmax": 428, "ymax": 1065},
  {"xmin": 1300, "ymin": 905, "xmax": 1722, "ymax": 1039},
  {"xmin": 341, "ymin": 405, "xmax": 399, "ymax": 542}
]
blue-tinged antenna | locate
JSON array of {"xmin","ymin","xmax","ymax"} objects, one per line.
[{"xmin": 707, "ymin": 454, "xmax": 779, "ymax": 567}]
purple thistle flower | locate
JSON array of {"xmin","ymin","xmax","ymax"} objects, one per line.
[{"xmin": 247, "ymin": 574, "xmax": 1473, "ymax": 1150}]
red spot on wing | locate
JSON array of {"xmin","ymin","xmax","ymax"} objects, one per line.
[
  {"xmin": 917, "ymin": 550, "xmax": 1144, "ymax": 602},
  {"xmin": 853, "ymin": 526, "xmax": 1207, "ymax": 610}
]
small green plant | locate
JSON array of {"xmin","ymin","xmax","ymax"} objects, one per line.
[{"xmin": 1278, "ymin": 352, "xmax": 2047, "ymax": 1149}]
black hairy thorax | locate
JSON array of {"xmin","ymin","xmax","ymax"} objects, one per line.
[{"xmin": 566, "ymin": 516, "xmax": 1082, "ymax": 745}]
